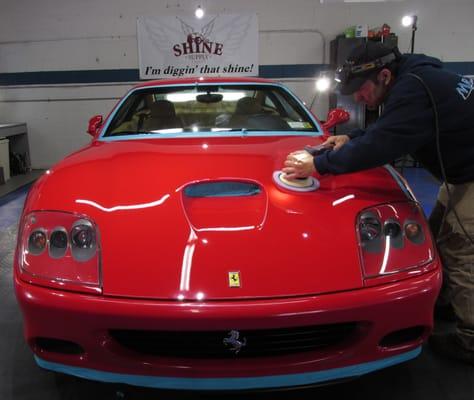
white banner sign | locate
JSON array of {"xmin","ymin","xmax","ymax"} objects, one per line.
[{"xmin": 137, "ymin": 14, "xmax": 259, "ymax": 80}]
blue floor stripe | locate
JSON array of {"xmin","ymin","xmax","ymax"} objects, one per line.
[
  {"xmin": 35, "ymin": 347, "xmax": 421, "ymax": 390},
  {"xmin": 0, "ymin": 186, "xmax": 29, "ymax": 229},
  {"xmin": 401, "ymin": 168, "xmax": 440, "ymax": 216},
  {"xmin": 0, "ymin": 184, "xmax": 30, "ymax": 207}
]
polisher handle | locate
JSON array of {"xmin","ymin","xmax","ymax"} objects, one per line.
[{"xmin": 304, "ymin": 144, "xmax": 331, "ymax": 156}]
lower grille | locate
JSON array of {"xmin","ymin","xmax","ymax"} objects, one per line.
[{"xmin": 109, "ymin": 322, "xmax": 358, "ymax": 358}]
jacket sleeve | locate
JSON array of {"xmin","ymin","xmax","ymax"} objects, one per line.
[
  {"xmin": 347, "ymin": 128, "xmax": 366, "ymax": 139},
  {"xmin": 314, "ymin": 77, "xmax": 434, "ymax": 175}
]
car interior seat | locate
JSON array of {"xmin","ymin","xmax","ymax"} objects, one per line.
[
  {"xmin": 235, "ymin": 97, "xmax": 262, "ymax": 115},
  {"xmin": 229, "ymin": 97, "xmax": 262, "ymax": 128},
  {"xmin": 229, "ymin": 96, "xmax": 289, "ymax": 130},
  {"xmin": 142, "ymin": 100, "xmax": 183, "ymax": 131}
]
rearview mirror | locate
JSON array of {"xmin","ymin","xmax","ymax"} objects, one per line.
[
  {"xmin": 196, "ymin": 93, "xmax": 223, "ymax": 103},
  {"xmin": 87, "ymin": 115, "xmax": 103, "ymax": 137},
  {"xmin": 322, "ymin": 108, "xmax": 350, "ymax": 131}
]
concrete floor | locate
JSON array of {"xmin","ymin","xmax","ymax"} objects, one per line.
[{"xmin": 0, "ymin": 170, "xmax": 473, "ymax": 399}]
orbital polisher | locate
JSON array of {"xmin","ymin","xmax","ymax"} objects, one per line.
[{"xmin": 273, "ymin": 144, "xmax": 329, "ymax": 192}]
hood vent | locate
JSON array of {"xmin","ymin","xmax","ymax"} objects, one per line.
[{"xmin": 184, "ymin": 181, "xmax": 261, "ymax": 198}]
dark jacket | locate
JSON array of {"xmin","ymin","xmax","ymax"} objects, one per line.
[{"xmin": 314, "ymin": 54, "xmax": 474, "ymax": 184}]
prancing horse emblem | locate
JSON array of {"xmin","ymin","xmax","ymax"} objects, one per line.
[
  {"xmin": 228, "ymin": 271, "xmax": 241, "ymax": 288},
  {"xmin": 223, "ymin": 330, "xmax": 247, "ymax": 354}
]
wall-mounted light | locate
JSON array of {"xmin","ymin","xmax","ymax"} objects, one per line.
[
  {"xmin": 401, "ymin": 15, "xmax": 415, "ymax": 27},
  {"xmin": 315, "ymin": 76, "xmax": 331, "ymax": 92},
  {"xmin": 315, "ymin": 71, "xmax": 332, "ymax": 93},
  {"xmin": 195, "ymin": 5, "xmax": 204, "ymax": 19},
  {"xmin": 309, "ymin": 71, "xmax": 331, "ymax": 113},
  {"xmin": 401, "ymin": 15, "xmax": 418, "ymax": 54}
]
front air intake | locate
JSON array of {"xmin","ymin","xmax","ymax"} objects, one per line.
[
  {"xmin": 34, "ymin": 337, "xmax": 85, "ymax": 355},
  {"xmin": 379, "ymin": 326, "xmax": 426, "ymax": 348},
  {"xmin": 109, "ymin": 322, "xmax": 358, "ymax": 358}
]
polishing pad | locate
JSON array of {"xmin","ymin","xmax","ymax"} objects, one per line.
[{"xmin": 273, "ymin": 171, "xmax": 320, "ymax": 192}]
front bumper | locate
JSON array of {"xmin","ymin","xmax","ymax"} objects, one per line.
[
  {"xmin": 15, "ymin": 266, "xmax": 441, "ymax": 390},
  {"xmin": 35, "ymin": 347, "xmax": 421, "ymax": 390}
]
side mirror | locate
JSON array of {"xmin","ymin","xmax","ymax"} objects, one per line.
[
  {"xmin": 322, "ymin": 108, "xmax": 350, "ymax": 131},
  {"xmin": 87, "ymin": 115, "xmax": 103, "ymax": 137}
]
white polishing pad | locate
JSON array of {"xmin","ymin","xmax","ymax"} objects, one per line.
[{"xmin": 273, "ymin": 171, "xmax": 320, "ymax": 192}]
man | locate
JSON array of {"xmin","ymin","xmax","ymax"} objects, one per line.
[{"xmin": 283, "ymin": 41, "xmax": 474, "ymax": 365}]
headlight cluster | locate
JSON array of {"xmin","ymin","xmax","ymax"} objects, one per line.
[
  {"xmin": 357, "ymin": 202, "xmax": 434, "ymax": 279},
  {"xmin": 19, "ymin": 211, "xmax": 101, "ymax": 294},
  {"xmin": 27, "ymin": 220, "xmax": 96, "ymax": 261}
]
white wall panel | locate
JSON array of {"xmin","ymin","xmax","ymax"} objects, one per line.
[
  {"xmin": 0, "ymin": 38, "xmax": 138, "ymax": 73},
  {"xmin": 0, "ymin": 98, "xmax": 119, "ymax": 168},
  {"xmin": 259, "ymin": 32, "xmax": 325, "ymax": 65}
]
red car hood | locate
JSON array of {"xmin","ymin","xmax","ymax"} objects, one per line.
[{"xmin": 26, "ymin": 136, "xmax": 408, "ymax": 300}]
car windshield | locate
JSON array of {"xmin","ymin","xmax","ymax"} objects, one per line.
[{"xmin": 103, "ymin": 84, "xmax": 320, "ymax": 137}]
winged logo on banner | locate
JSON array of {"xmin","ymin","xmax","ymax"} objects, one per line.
[
  {"xmin": 177, "ymin": 16, "xmax": 217, "ymax": 47},
  {"xmin": 141, "ymin": 17, "xmax": 177, "ymax": 54},
  {"xmin": 217, "ymin": 14, "xmax": 254, "ymax": 60},
  {"xmin": 144, "ymin": 15, "xmax": 252, "ymax": 58}
]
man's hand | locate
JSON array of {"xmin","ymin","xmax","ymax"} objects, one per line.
[
  {"xmin": 322, "ymin": 134, "xmax": 350, "ymax": 151},
  {"xmin": 282, "ymin": 150, "xmax": 316, "ymax": 180}
]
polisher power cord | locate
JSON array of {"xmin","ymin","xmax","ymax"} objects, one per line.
[{"xmin": 407, "ymin": 72, "xmax": 474, "ymax": 245}]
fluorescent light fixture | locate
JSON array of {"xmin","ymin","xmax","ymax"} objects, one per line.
[
  {"xmin": 166, "ymin": 93, "xmax": 199, "ymax": 102},
  {"xmin": 218, "ymin": 92, "xmax": 247, "ymax": 101},
  {"xmin": 151, "ymin": 128, "xmax": 183, "ymax": 134},
  {"xmin": 166, "ymin": 92, "xmax": 246, "ymax": 102}
]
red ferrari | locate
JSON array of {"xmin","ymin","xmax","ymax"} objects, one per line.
[{"xmin": 14, "ymin": 77, "xmax": 441, "ymax": 390}]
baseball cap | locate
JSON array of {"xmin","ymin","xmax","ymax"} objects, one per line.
[{"xmin": 335, "ymin": 41, "xmax": 400, "ymax": 95}]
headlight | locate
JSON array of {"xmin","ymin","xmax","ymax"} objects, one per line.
[
  {"xmin": 357, "ymin": 202, "xmax": 434, "ymax": 280},
  {"xmin": 358, "ymin": 211, "xmax": 382, "ymax": 253},
  {"xmin": 49, "ymin": 228, "xmax": 68, "ymax": 259},
  {"xmin": 384, "ymin": 220, "xmax": 401, "ymax": 238},
  {"xmin": 404, "ymin": 221, "xmax": 425, "ymax": 244},
  {"xmin": 19, "ymin": 211, "xmax": 101, "ymax": 294},
  {"xmin": 28, "ymin": 229, "xmax": 47, "ymax": 255},
  {"xmin": 70, "ymin": 219, "xmax": 96, "ymax": 261}
]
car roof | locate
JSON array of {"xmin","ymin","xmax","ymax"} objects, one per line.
[{"xmin": 134, "ymin": 76, "xmax": 277, "ymax": 88}]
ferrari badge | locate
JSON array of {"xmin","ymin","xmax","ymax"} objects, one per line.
[{"xmin": 228, "ymin": 272, "xmax": 241, "ymax": 288}]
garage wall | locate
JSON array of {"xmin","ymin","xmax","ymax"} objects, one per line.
[{"xmin": 0, "ymin": 0, "xmax": 473, "ymax": 168}]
